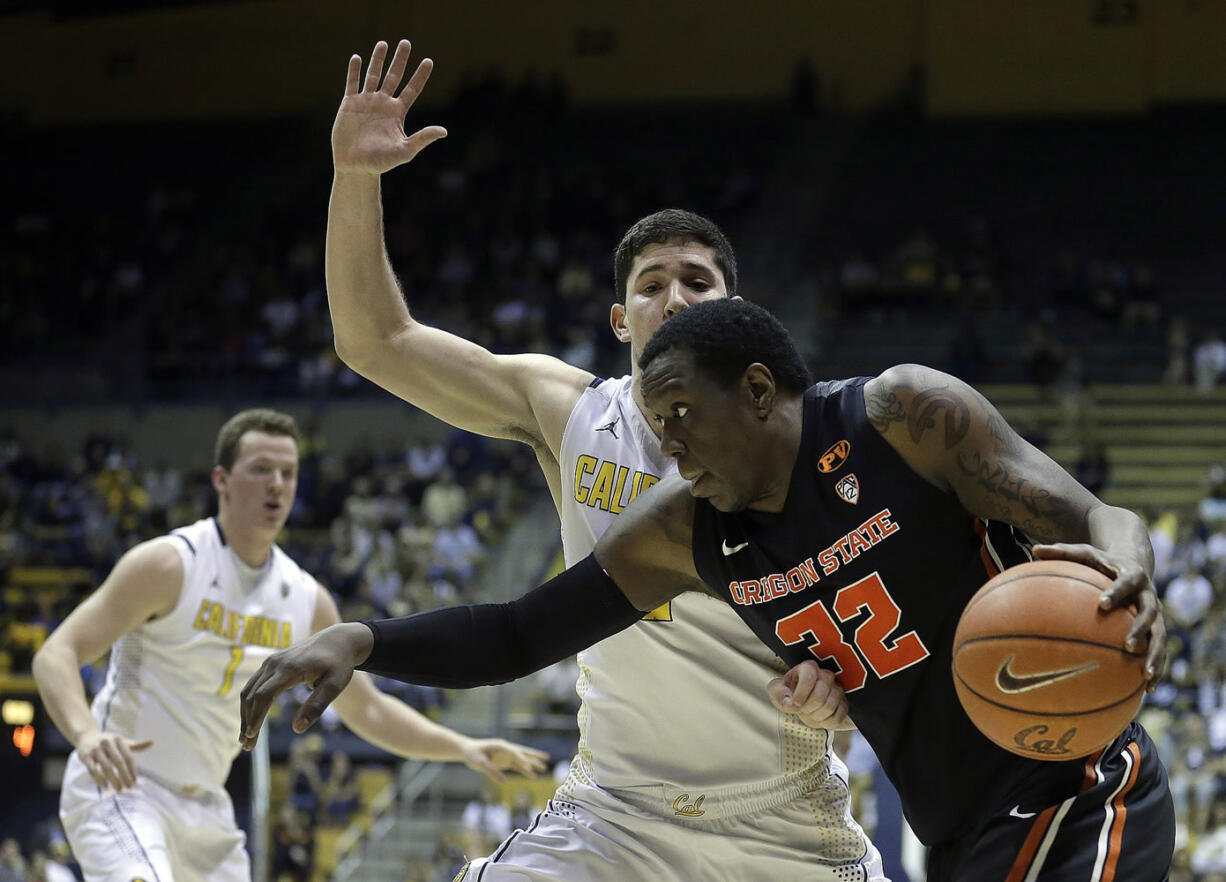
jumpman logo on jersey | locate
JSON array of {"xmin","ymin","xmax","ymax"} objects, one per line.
[{"xmin": 596, "ymin": 418, "xmax": 620, "ymax": 439}]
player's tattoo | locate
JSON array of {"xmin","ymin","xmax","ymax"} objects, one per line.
[
  {"xmin": 907, "ymin": 387, "xmax": 971, "ymax": 449},
  {"xmin": 865, "ymin": 387, "xmax": 906, "ymax": 434},
  {"xmin": 955, "ymin": 451, "xmax": 1085, "ymax": 542}
]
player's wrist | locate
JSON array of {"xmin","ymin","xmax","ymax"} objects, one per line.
[
  {"xmin": 332, "ymin": 168, "xmax": 383, "ymax": 185},
  {"xmin": 345, "ymin": 621, "xmax": 376, "ymax": 666}
]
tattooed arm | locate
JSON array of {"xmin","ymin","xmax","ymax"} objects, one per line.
[{"xmin": 863, "ymin": 364, "xmax": 1166, "ymax": 684}]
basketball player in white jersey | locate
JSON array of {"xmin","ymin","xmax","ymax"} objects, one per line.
[
  {"xmin": 32, "ymin": 408, "xmax": 547, "ymax": 882},
  {"xmin": 314, "ymin": 39, "xmax": 885, "ymax": 880}
]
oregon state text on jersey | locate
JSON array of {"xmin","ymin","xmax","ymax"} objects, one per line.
[
  {"xmin": 90, "ymin": 518, "xmax": 317, "ymax": 791},
  {"xmin": 690, "ymin": 378, "xmax": 1080, "ymax": 846}
]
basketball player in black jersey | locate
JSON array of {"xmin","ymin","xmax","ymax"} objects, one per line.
[{"xmin": 243, "ymin": 299, "xmax": 1175, "ymax": 881}]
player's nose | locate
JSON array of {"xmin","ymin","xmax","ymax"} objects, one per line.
[
  {"xmin": 663, "ymin": 281, "xmax": 689, "ymax": 317},
  {"xmin": 659, "ymin": 422, "xmax": 685, "ymax": 458}
]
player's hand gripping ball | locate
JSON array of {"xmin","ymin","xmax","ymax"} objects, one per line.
[{"xmin": 952, "ymin": 559, "xmax": 1146, "ymax": 761}]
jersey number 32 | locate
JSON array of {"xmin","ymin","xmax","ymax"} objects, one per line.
[{"xmin": 774, "ymin": 571, "xmax": 929, "ymax": 691}]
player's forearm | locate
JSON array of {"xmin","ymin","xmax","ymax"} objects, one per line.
[
  {"xmin": 1087, "ymin": 505, "xmax": 1155, "ymax": 576},
  {"xmin": 32, "ymin": 645, "xmax": 101, "ymax": 747},
  {"xmin": 357, "ymin": 554, "xmax": 645, "ymax": 688},
  {"xmin": 339, "ymin": 687, "xmax": 475, "ymax": 762},
  {"xmin": 326, "ymin": 172, "xmax": 412, "ymax": 368}
]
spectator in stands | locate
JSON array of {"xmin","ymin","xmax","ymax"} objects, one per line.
[
  {"xmin": 288, "ymin": 732, "xmax": 326, "ymax": 821},
  {"xmin": 1166, "ymin": 562, "xmax": 1215, "ymax": 632},
  {"xmin": 1023, "ymin": 320, "xmax": 1068, "ymax": 395},
  {"xmin": 0, "ymin": 839, "xmax": 25, "ymax": 882},
  {"xmin": 431, "ymin": 511, "xmax": 485, "ymax": 586},
  {"xmin": 44, "ymin": 836, "xmax": 74, "ymax": 882},
  {"xmin": 1201, "ymin": 466, "xmax": 1226, "ymax": 528},
  {"xmin": 272, "ymin": 805, "xmax": 315, "ymax": 882},
  {"xmin": 461, "ymin": 786, "xmax": 512, "ymax": 857},
  {"xmin": 1193, "ymin": 803, "xmax": 1226, "ymax": 878},
  {"xmin": 1165, "ymin": 316, "xmax": 1192, "ymax": 386},
  {"xmin": 1074, "ymin": 438, "xmax": 1112, "ymax": 497},
  {"xmin": 534, "ymin": 657, "xmax": 580, "ymax": 720},
  {"xmin": 321, "ymin": 750, "xmax": 361, "ymax": 827},
  {"xmin": 1195, "ymin": 330, "xmax": 1226, "ymax": 392},
  {"xmin": 421, "ymin": 467, "xmax": 467, "ymax": 529}
]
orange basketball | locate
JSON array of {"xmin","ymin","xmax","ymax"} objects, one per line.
[{"xmin": 952, "ymin": 559, "xmax": 1146, "ymax": 761}]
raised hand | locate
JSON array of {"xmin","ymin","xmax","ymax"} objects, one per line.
[
  {"xmin": 76, "ymin": 730, "xmax": 153, "ymax": 791},
  {"xmin": 460, "ymin": 738, "xmax": 551, "ymax": 782},
  {"xmin": 767, "ymin": 659, "xmax": 849, "ymax": 730},
  {"xmin": 332, "ymin": 39, "xmax": 448, "ymax": 176}
]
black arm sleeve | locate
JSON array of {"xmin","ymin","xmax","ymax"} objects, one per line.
[{"xmin": 354, "ymin": 553, "xmax": 645, "ymax": 688}]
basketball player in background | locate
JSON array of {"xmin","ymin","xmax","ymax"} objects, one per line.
[
  {"xmin": 315, "ymin": 40, "xmax": 885, "ymax": 880},
  {"xmin": 243, "ymin": 300, "xmax": 1175, "ymax": 881},
  {"xmin": 33, "ymin": 408, "xmax": 547, "ymax": 882}
]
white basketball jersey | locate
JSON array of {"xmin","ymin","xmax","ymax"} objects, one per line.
[
  {"xmin": 89, "ymin": 517, "xmax": 317, "ymax": 791},
  {"xmin": 558, "ymin": 376, "xmax": 832, "ymax": 793}
]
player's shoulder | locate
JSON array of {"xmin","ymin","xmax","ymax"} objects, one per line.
[
  {"xmin": 866, "ymin": 363, "xmax": 957, "ymax": 398},
  {"xmin": 109, "ymin": 535, "xmax": 186, "ymax": 597},
  {"xmin": 575, "ymin": 374, "xmax": 629, "ymax": 407},
  {"xmin": 164, "ymin": 516, "xmax": 218, "ymax": 556}
]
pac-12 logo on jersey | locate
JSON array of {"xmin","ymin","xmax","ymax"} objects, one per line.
[
  {"xmin": 817, "ymin": 439, "xmax": 851, "ymax": 474},
  {"xmin": 834, "ymin": 473, "xmax": 859, "ymax": 505}
]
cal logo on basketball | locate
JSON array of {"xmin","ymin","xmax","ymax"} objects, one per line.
[
  {"xmin": 192, "ymin": 600, "xmax": 293, "ymax": 648},
  {"xmin": 835, "ymin": 473, "xmax": 859, "ymax": 505},
  {"xmin": 573, "ymin": 455, "xmax": 659, "ymax": 514},
  {"xmin": 817, "ymin": 439, "xmax": 851, "ymax": 474}
]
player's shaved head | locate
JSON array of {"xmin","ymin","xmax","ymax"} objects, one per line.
[{"xmin": 639, "ymin": 299, "xmax": 811, "ymax": 395}]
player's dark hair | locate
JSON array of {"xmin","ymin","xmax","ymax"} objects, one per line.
[
  {"xmin": 215, "ymin": 408, "xmax": 300, "ymax": 470},
  {"xmin": 639, "ymin": 299, "xmax": 812, "ymax": 395},
  {"xmin": 613, "ymin": 209, "xmax": 737, "ymax": 303}
]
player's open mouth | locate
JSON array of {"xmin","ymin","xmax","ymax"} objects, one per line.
[{"xmin": 684, "ymin": 472, "xmax": 710, "ymax": 495}]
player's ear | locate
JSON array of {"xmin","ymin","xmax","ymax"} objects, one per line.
[
  {"xmin": 211, "ymin": 465, "xmax": 228, "ymax": 495},
  {"xmin": 610, "ymin": 303, "xmax": 631, "ymax": 343},
  {"xmin": 744, "ymin": 364, "xmax": 776, "ymax": 419}
]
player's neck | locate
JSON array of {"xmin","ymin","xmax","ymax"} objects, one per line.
[
  {"xmin": 629, "ymin": 371, "xmax": 662, "ymax": 440},
  {"xmin": 748, "ymin": 396, "xmax": 806, "ymax": 513},
  {"xmin": 216, "ymin": 512, "xmax": 275, "ymax": 568}
]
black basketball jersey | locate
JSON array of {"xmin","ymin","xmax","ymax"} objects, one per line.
[{"xmin": 691, "ymin": 378, "xmax": 1092, "ymax": 846}]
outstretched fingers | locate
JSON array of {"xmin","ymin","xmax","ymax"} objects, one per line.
[
  {"xmin": 399, "ymin": 57, "xmax": 435, "ymax": 109},
  {"xmin": 380, "ymin": 39, "xmax": 413, "ymax": 96},
  {"xmin": 344, "ymin": 54, "xmax": 362, "ymax": 97},
  {"xmin": 364, "ymin": 41, "xmax": 389, "ymax": 93}
]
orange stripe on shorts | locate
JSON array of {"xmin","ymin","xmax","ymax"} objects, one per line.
[
  {"xmin": 1004, "ymin": 752, "xmax": 1102, "ymax": 882},
  {"xmin": 1004, "ymin": 805, "xmax": 1058, "ymax": 882},
  {"xmin": 973, "ymin": 518, "xmax": 1000, "ymax": 578},
  {"xmin": 1100, "ymin": 742, "xmax": 1142, "ymax": 882}
]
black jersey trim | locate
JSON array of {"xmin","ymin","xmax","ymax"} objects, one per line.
[
  {"xmin": 213, "ymin": 517, "xmax": 227, "ymax": 546},
  {"xmin": 169, "ymin": 532, "xmax": 196, "ymax": 557},
  {"xmin": 588, "ymin": 376, "xmax": 605, "ymax": 388},
  {"xmin": 477, "ymin": 803, "xmax": 549, "ymax": 878}
]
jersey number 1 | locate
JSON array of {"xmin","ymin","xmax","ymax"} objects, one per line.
[
  {"xmin": 218, "ymin": 646, "xmax": 244, "ymax": 697},
  {"xmin": 774, "ymin": 571, "xmax": 928, "ymax": 691}
]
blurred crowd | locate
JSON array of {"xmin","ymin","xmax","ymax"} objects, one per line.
[{"xmin": 3, "ymin": 84, "xmax": 1225, "ymax": 879}]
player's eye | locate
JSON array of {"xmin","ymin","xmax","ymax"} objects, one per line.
[{"xmin": 673, "ymin": 406, "xmax": 689, "ymax": 419}]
